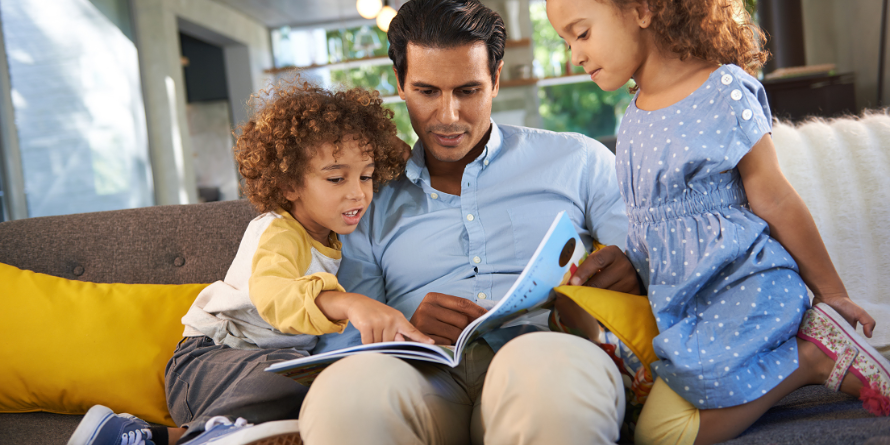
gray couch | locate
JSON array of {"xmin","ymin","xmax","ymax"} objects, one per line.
[{"xmin": 1, "ymin": 200, "xmax": 888, "ymax": 445}]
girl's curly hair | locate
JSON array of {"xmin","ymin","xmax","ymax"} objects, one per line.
[
  {"xmin": 611, "ymin": 0, "xmax": 768, "ymax": 77},
  {"xmin": 234, "ymin": 77, "xmax": 407, "ymax": 213}
]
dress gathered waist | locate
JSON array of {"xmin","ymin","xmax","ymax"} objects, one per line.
[{"xmin": 626, "ymin": 187, "xmax": 748, "ymax": 224}]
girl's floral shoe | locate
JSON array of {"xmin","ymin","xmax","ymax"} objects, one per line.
[{"xmin": 798, "ymin": 303, "xmax": 890, "ymax": 416}]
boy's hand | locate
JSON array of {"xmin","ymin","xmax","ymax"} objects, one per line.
[
  {"xmin": 569, "ymin": 245, "xmax": 642, "ymax": 295},
  {"xmin": 410, "ymin": 293, "xmax": 488, "ymax": 345},
  {"xmin": 346, "ymin": 297, "xmax": 435, "ymax": 344},
  {"xmin": 813, "ymin": 292, "xmax": 876, "ymax": 338}
]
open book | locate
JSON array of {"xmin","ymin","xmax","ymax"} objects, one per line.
[{"xmin": 265, "ymin": 211, "xmax": 587, "ymax": 386}]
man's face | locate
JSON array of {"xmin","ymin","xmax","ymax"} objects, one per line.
[{"xmin": 396, "ymin": 42, "xmax": 501, "ymax": 163}]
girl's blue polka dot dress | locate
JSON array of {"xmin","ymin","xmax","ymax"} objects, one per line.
[{"xmin": 615, "ymin": 64, "xmax": 809, "ymax": 409}]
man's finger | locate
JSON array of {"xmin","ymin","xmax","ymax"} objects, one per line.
[
  {"xmin": 427, "ymin": 292, "xmax": 488, "ymax": 320},
  {"xmin": 416, "ymin": 301, "xmax": 472, "ymax": 329},
  {"xmin": 428, "ymin": 334, "xmax": 452, "ymax": 345},
  {"xmin": 414, "ymin": 318, "xmax": 463, "ymax": 344},
  {"xmin": 570, "ymin": 246, "xmax": 615, "ymax": 286}
]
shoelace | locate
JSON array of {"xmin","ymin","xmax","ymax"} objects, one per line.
[
  {"xmin": 204, "ymin": 416, "xmax": 252, "ymax": 432},
  {"xmin": 120, "ymin": 428, "xmax": 152, "ymax": 445}
]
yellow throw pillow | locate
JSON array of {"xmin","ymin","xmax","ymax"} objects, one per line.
[
  {"xmin": 0, "ymin": 262, "xmax": 208, "ymax": 426},
  {"xmin": 555, "ymin": 285, "xmax": 659, "ymax": 374}
]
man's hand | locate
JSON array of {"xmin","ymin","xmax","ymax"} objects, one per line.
[
  {"xmin": 410, "ymin": 292, "xmax": 488, "ymax": 345},
  {"xmin": 569, "ymin": 245, "xmax": 642, "ymax": 295}
]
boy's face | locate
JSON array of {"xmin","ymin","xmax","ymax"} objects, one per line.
[{"xmin": 285, "ymin": 137, "xmax": 374, "ymax": 245}]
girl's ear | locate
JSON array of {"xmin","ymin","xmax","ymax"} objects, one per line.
[{"xmin": 635, "ymin": 0, "xmax": 653, "ymax": 28}]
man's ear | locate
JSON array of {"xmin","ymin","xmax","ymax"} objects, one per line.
[
  {"xmin": 491, "ymin": 60, "xmax": 504, "ymax": 98},
  {"xmin": 394, "ymin": 66, "xmax": 407, "ymax": 100}
]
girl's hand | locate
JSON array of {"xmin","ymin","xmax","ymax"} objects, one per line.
[
  {"xmin": 554, "ymin": 294, "xmax": 601, "ymax": 342},
  {"xmin": 345, "ymin": 295, "xmax": 436, "ymax": 345},
  {"xmin": 813, "ymin": 292, "xmax": 876, "ymax": 338}
]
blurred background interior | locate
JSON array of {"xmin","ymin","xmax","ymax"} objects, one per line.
[{"xmin": 0, "ymin": 0, "xmax": 885, "ymax": 221}]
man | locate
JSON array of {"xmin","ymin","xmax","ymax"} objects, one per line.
[{"xmin": 300, "ymin": 1, "xmax": 641, "ymax": 444}]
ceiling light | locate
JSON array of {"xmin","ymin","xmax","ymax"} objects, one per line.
[
  {"xmin": 376, "ymin": 5, "xmax": 397, "ymax": 32},
  {"xmin": 356, "ymin": 0, "xmax": 382, "ymax": 20}
]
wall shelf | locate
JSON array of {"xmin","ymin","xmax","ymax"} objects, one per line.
[
  {"xmin": 265, "ymin": 55, "xmax": 392, "ymax": 74},
  {"xmin": 504, "ymin": 38, "xmax": 531, "ymax": 48}
]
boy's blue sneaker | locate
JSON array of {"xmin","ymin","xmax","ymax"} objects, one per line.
[
  {"xmin": 68, "ymin": 405, "xmax": 155, "ymax": 445},
  {"xmin": 181, "ymin": 416, "xmax": 302, "ymax": 445}
]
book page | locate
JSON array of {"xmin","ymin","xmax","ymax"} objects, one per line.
[{"xmin": 455, "ymin": 211, "xmax": 587, "ymax": 352}]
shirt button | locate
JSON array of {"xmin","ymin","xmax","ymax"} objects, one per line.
[
  {"xmin": 473, "ymin": 256, "xmax": 481, "ymax": 264},
  {"xmin": 430, "ymin": 193, "xmax": 438, "ymax": 200},
  {"xmin": 467, "ymin": 214, "xmax": 474, "ymax": 221},
  {"xmin": 730, "ymin": 89, "xmax": 743, "ymax": 101},
  {"xmin": 478, "ymin": 292, "xmax": 487, "ymax": 300},
  {"xmin": 742, "ymin": 109, "xmax": 753, "ymax": 120},
  {"xmin": 721, "ymin": 74, "xmax": 733, "ymax": 85},
  {"xmin": 483, "ymin": 159, "xmax": 489, "ymax": 166}
]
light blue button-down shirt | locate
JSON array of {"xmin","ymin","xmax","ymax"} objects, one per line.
[{"xmin": 314, "ymin": 121, "xmax": 628, "ymax": 353}]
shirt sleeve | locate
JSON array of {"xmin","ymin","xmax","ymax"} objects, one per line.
[
  {"xmin": 248, "ymin": 221, "xmax": 348, "ymax": 336},
  {"xmin": 722, "ymin": 66, "xmax": 773, "ymax": 168},
  {"xmin": 584, "ymin": 138, "xmax": 630, "ymax": 250}
]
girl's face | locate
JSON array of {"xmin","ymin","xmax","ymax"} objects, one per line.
[
  {"xmin": 285, "ymin": 136, "xmax": 374, "ymax": 246},
  {"xmin": 546, "ymin": 0, "xmax": 650, "ymax": 92}
]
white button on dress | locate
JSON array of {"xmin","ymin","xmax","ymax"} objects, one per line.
[
  {"xmin": 477, "ymin": 293, "xmax": 487, "ymax": 300},
  {"xmin": 730, "ymin": 89, "xmax": 743, "ymax": 101},
  {"xmin": 467, "ymin": 214, "xmax": 474, "ymax": 221},
  {"xmin": 721, "ymin": 74, "xmax": 733, "ymax": 85},
  {"xmin": 430, "ymin": 193, "xmax": 438, "ymax": 200},
  {"xmin": 742, "ymin": 109, "xmax": 753, "ymax": 120},
  {"xmin": 473, "ymin": 256, "xmax": 481, "ymax": 264}
]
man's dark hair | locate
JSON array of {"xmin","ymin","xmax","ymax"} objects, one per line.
[{"xmin": 387, "ymin": 0, "xmax": 506, "ymax": 88}]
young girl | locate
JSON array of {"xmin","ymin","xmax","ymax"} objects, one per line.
[
  {"xmin": 68, "ymin": 80, "xmax": 432, "ymax": 445},
  {"xmin": 546, "ymin": 0, "xmax": 889, "ymax": 444}
]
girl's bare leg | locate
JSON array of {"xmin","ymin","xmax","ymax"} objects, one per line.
[{"xmin": 693, "ymin": 338, "xmax": 863, "ymax": 445}]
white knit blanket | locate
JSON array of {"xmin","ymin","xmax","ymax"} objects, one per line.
[{"xmin": 772, "ymin": 112, "xmax": 890, "ymax": 349}]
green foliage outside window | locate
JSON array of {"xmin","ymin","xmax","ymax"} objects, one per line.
[
  {"xmin": 325, "ymin": 26, "xmax": 390, "ymax": 62},
  {"xmin": 530, "ymin": 1, "xmax": 633, "ymax": 139},
  {"xmin": 327, "ymin": 61, "xmax": 417, "ymax": 148}
]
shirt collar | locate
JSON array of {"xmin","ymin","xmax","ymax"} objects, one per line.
[{"xmin": 405, "ymin": 119, "xmax": 503, "ymax": 185}]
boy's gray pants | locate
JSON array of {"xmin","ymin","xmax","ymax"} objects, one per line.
[{"xmin": 164, "ymin": 336, "xmax": 309, "ymax": 443}]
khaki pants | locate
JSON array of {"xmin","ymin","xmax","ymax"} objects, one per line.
[{"xmin": 299, "ymin": 332, "xmax": 626, "ymax": 445}]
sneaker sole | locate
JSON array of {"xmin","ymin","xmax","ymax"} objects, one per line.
[
  {"xmin": 68, "ymin": 405, "xmax": 115, "ymax": 445},
  {"xmin": 804, "ymin": 303, "xmax": 890, "ymax": 387},
  {"xmin": 205, "ymin": 420, "xmax": 302, "ymax": 445}
]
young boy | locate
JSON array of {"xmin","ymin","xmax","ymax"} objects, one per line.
[{"xmin": 68, "ymin": 80, "xmax": 431, "ymax": 445}]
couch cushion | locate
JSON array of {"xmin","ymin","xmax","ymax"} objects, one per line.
[
  {"xmin": 0, "ymin": 200, "xmax": 257, "ymax": 285},
  {"xmin": 0, "ymin": 262, "xmax": 208, "ymax": 426}
]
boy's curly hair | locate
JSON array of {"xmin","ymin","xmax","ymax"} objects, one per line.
[
  {"xmin": 234, "ymin": 78, "xmax": 406, "ymax": 213},
  {"xmin": 611, "ymin": 0, "xmax": 768, "ymax": 77}
]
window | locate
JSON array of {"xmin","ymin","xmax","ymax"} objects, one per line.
[
  {"xmin": 0, "ymin": 0, "xmax": 152, "ymax": 218},
  {"xmin": 270, "ymin": 23, "xmax": 418, "ymax": 147},
  {"xmin": 529, "ymin": 1, "xmax": 632, "ymax": 145}
]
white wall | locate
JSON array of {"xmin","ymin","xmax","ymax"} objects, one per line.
[
  {"xmin": 802, "ymin": 0, "xmax": 887, "ymax": 111},
  {"xmin": 130, "ymin": 0, "xmax": 272, "ymax": 206}
]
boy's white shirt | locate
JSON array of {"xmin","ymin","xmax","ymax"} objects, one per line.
[{"xmin": 181, "ymin": 209, "xmax": 347, "ymax": 353}]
